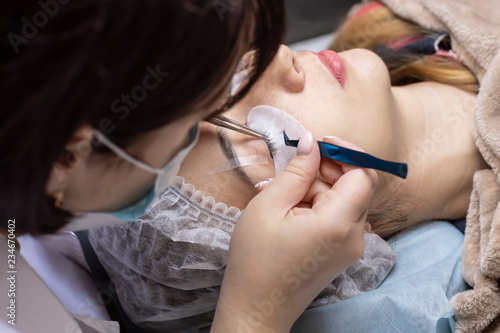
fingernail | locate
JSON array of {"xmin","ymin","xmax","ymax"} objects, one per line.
[
  {"xmin": 255, "ymin": 178, "xmax": 273, "ymax": 188},
  {"xmin": 323, "ymin": 135, "xmax": 340, "ymax": 141},
  {"xmin": 297, "ymin": 131, "xmax": 314, "ymax": 156}
]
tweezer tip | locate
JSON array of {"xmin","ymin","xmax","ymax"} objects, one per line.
[{"xmin": 399, "ymin": 164, "xmax": 409, "ymax": 179}]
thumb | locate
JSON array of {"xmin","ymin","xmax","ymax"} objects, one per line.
[{"xmin": 254, "ymin": 131, "xmax": 320, "ymax": 210}]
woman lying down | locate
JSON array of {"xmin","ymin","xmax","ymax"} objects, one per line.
[{"xmin": 88, "ymin": 2, "xmax": 488, "ymax": 332}]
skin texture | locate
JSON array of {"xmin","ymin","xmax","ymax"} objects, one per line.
[
  {"xmin": 179, "ymin": 45, "xmax": 488, "ymax": 236},
  {"xmin": 45, "ymin": 114, "xmax": 202, "ymax": 213}
]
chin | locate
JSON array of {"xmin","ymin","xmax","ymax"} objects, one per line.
[{"xmin": 340, "ymin": 48, "xmax": 392, "ymax": 90}]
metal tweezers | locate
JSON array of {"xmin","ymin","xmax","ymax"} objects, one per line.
[
  {"xmin": 284, "ymin": 131, "xmax": 408, "ymax": 179},
  {"xmin": 207, "ymin": 115, "xmax": 267, "ymax": 139}
]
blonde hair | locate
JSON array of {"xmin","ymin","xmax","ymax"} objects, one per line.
[
  {"xmin": 330, "ymin": 3, "xmax": 479, "ymax": 93},
  {"xmin": 330, "ymin": 3, "xmax": 478, "ymax": 237}
]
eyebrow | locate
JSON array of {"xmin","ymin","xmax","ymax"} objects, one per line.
[{"xmin": 217, "ymin": 129, "xmax": 255, "ymax": 186}]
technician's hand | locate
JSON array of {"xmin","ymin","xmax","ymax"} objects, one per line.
[{"xmin": 211, "ymin": 132, "xmax": 378, "ymax": 333}]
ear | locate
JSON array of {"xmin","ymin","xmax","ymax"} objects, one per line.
[{"xmin": 45, "ymin": 124, "xmax": 94, "ymax": 195}]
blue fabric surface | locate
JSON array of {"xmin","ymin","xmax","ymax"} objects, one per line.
[
  {"xmin": 189, "ymin": 221, "xmax": 466, "ymax": 333},
  {"xmin": 290, "ymin": 221, "xmax": 466, "ymax": 333}
]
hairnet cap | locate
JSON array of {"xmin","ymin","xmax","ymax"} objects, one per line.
[{"xmin": 88, "ymin": 176, "xmax": 396, "ymax": 332}]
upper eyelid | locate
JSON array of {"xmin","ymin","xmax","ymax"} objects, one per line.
[
  {"xmin": 219, "ymin": 124, "xmax": 275, "ymax": 163},
  {"xmin": 217, "ymin": 129, "xmax": 254, "ymax": 185},
  {"xmin": 240, "ymin": 115, "xmax": 276, "ymax": 159},
  {"xmin": 260, "ymin": 130, "xmax": 276, "ymax": 159}
]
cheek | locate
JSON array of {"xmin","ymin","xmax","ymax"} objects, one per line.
[
  {"xmin": 240, "ymin": 163, "xmax": 275, "ymax": 184},
  {"xmin": 341, "ymin": 48, "xmax": 391, "ymax": 85},
  {"xmin": 204, "ymin": 173, "xmax": 258, "ymax": 209},
  {"xmin": 282, "ymin": 50, "xmax": 397, "ymax": 158},
  {"xmin": 202, "ymin": 140, "xmax": 274, "ymax": 209},
  {"xmin": 340, "ymin": 51, "xmax": 397, "ymax": 156},
  {"xmin": 179, "ymin": 169, "xmax": 258, "ymax": 210}
]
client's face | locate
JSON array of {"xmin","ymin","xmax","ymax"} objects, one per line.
[{"xmin": 179, "ymin": 45, "xmax": 403, "ymax": 209}]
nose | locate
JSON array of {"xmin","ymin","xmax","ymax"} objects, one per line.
[{"xmin": 263, "ymin": 45, "xmax": 306, "ymax": 93}]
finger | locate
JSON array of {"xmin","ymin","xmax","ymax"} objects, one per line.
[
  {"xmin": 319, "ymin": 157, "xmax": 343, "ymax": 185},
  {"xmin": 316, "ymin": 167, "xmax": 378, "ymax": 221},
  {"xmin": 254, "ymin": 131, "xmax": 320, "ymax": 211},
  {"xmin": 254, "ymin": 178, "xmax": 273, "ymax": 193},
  {"xmin": 295, "ymin": 202, "xmax": 312, "ymax": 210},
  {"xmin": 311, "ymin": 137, "xmax": 378, "ymax": 221},
  {"xmin": 322, "ymin": 136, "xmax": 363, "ymax": 152},
  {"xmin": 301, "ymin": 178, "xmax": 331, "ymax": 203},
  {"xmin": 322, "ymin": 136, "xmax": 371, "ymax": 174}
]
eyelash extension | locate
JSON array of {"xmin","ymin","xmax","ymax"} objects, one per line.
[{"xmin": 260, "ymin": 130, "xmax": 277, "ymax": 159}]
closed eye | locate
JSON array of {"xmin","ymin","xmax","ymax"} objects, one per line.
[{"xmin": 261, "ymin": 130, "xmax": 277, "ymax": 159}]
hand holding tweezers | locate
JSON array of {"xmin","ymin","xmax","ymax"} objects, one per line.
[{"xmin": 284, "ymin": 131, "xmax": 408, "ymax": 179}]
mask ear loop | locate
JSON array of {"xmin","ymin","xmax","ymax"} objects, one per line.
[{"xmin": 93, "ymin": 130, "xmax": 163, "ymax": 175}]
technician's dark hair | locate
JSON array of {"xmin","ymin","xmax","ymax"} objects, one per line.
[{"xmin": 0, "ymin": 0, "xmax": 285, "ymax": 234}]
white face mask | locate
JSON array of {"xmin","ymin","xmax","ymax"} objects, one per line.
[
  {"xmin": 62, "ymin": 125, "xmax": 199, "ymax": 230},
  {"xmin": 101, "ymin": 125, "xmax": 200, "ymax": 221}
]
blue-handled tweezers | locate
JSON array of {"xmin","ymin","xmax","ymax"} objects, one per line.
[{"xmin": 284, "ymin": 131, "xmax": 408, "ymax": 179}]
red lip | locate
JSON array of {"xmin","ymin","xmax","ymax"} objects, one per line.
[{"xmin": 315, "ymin": 50, "xmax": 347, "ymax": 88}]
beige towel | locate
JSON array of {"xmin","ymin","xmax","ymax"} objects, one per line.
[{"xmin": 378, "ymin": 0, "xmax": 500, "ymax": 332}]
